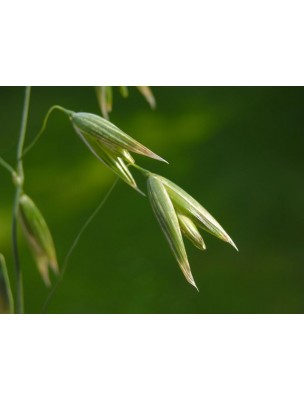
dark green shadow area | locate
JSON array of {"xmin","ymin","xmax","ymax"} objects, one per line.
[{"xmin": 0, "ymin": 87, "xmax": 303, "ymax": 313}]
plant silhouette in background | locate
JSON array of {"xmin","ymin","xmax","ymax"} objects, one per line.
[
  {"xmin": 0, "ymin": 87, "xmax": 238, "ymax": 313},
  {"xmin": 96, "ymin": 86, "xmax": 156, "ymax": 119},
  {"xmin": 0, "ymin": 254, "xmax": 14, "ymax": 314}
]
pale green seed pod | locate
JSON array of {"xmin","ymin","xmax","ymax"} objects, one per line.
[
  {"xmin": 137, "ymin": 86, "xmax": 156, "ymax": 109},
  {"xmin": 157, "ymin": 176, "xmax": 238, "ymax": 251},
  {"xmin": 70, "ymin": 112, "xmax": 167, "ymax": 164},
  {"xmin": 18, "ymin": 194, "xmax": 59, "ymax": 286},
  {"xmin": 0, "ymin": 254, "xmax": 14, "ymax": 314},
  {"xmin": 177, "ymin": 214, "xmax": 206, "ymax": 251},
  {"xmin": 147, "ymin": 175, "xmax": 198, "ymax": 290},
  {"xmin": 80, "ymin": 132, "xmax": 144, "ymax": 195},
  {"xmin": 99, "ymin": 140, "xmax": 135, "ymax": 165}
]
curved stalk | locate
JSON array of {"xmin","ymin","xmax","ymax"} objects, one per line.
[{"xmin": 22, "ymin": 105, "xmax": 71, "ymax": 158}]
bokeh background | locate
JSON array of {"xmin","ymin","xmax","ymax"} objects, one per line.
[{"xmin": 0, "ymin": 87, "xmax": 303, "ymax": 313}]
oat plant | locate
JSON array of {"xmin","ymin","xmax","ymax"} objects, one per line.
[{"xmin": 0, "ymin": 87, "xmax": 237, "ymax": 313}]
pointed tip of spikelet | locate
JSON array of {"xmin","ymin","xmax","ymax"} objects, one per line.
[
  {"xmin": 199, "ymin": 237, "xmax": 207, "ymax": 251},
  {"xmin": 133, "ymin": 185, "xmax": 146, "ymax": 197},
  {"xmin": 189, "ymin": 277, "xmax": 199, "ymax": 292},
  {"xmin": 228, "ymin": 238, "xmax": 239, "ymax": 252},
  {"xmin": 182, "ymin": 261, "xmax": 199, "ymax": 292},
  {"xmin": 142, "ymin": 149, "xmax": 168, "ymax": 164}
]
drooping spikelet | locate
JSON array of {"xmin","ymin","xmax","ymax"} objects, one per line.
[
  {"xmin": 158, "ymin": 176, "xmax": 238, "ymax": 250},
  {"xmin": 18, "ymin": 194, "xmax": 58, "ymax": 286},
  {"xmin": 70, "ymin": 111, "xmax": 167, "ymax": 193},
  {"xmin": 147, "ymin": 174, "xmax": 238, "ymax": 289},
  {"xmin": 147, "ymin": 175, "xmax": 197, "ymax": 289}
]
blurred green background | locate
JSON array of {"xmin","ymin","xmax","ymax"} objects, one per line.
[{"xmin": 0, "ymin": 87, "xmax": 303, "ymax": 313}]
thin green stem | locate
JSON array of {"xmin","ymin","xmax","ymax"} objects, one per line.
[
  {"xmin": 12, "ymin": 187, "xmax": 23, "ymax": 313},
  {"xmin": 0, "ymin": 254, "xmax": 14, "ymax": 313},
  {"xmin": 16, "ymin": 87, "xmax": 31, "ymax": 181},
  {"xmin": 22, "ymin": 105, "xmax": 72, "ymax": 158},
  {"xmin": 42, "ymin": 178, "xmax": 119, "ymax": 313},
  {"xmin": 131, "ymin": 163, "xmax": 152, "ymax": 177},
  {"xmin": 0, "ymin": 156, "xmax": 16, "ymax": 175},
  {"xmin": 12, "ymin": 86, "xmax": 31, "ymax": 314}
]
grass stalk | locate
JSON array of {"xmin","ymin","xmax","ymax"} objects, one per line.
[
  {"xmin": 12, "ymin": 86, "xmax": 31, "ymax": 314},
  {"xmin": 0, "ymin": 157, "xmax": 16, "ymax": 175}
]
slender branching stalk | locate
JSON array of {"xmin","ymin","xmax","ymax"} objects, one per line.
[
  {"xmin": 22, "ymin": 105, "xmax": 71, "ymax": 158},
  {"xmin": 131, "ymin": 163, "xmax": 151, "ymax": 177},
  {"xmin": 0, "ymin": 157, "xmax": 16, "ymax": 175},
  {"xmin": 12, "ymin": 86, "xmax": 31, "ymax": 314},
  {"xmin": 42, "ymin": 178, "xmax": 119, "ymax": 312}
]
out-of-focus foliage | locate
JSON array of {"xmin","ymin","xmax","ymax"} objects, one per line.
[
  {"xmin": 0, "ymin": 254, "xmax": 14, "ymax": 313},
  {"xmin": 0, "ymin": 87, "xmax": 303, "ymax": 313},
  {"xmin": 96, "ymin": 86, "xmax": 155, "ymax": 119}
]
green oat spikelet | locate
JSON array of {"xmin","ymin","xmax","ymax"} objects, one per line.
[
  {"xmin": 177, "ymin": 213, "xmax": 206, "ymax": 251},
  {"xmin": 0, "ymin": 254, "xmax": 14, "ymax": 314},
  {"xmin": 79, "ymin": 132, "xmax": 144, "ymax": 194},
  {"xmin": 71, "ymin": 112, "xmax": 167, "ymax": 163},
  {"xmin": 70, "ymin": 111, "xmax": 167, "ymax": 193},
  {"xmin": 18, "ymin": 194, "xmax": 59, "ymax": 286},
  {"xmin": 158, "ymin": 176, "xmax": 238, "ymax": 250},
  {"xmin": 147, "ymin": 175, "xmax": 198, "ymax": 289},
  {"xmin": 147, "ymin": 174, "xmax": 238, "ymax": 289}
]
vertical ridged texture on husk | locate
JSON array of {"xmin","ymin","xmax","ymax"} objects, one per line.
[
  {"xmin": 0, "ymin": 254, "xmax": 14, "ymax": 313},
  {"xmin": 158, "ymin": 176, "xmax": 238, "ymax": 250},
  {"xmin": 147, "ymin": 175, "xmax": 198, "ymax": 289},
  {"xmin": 147, "ymin": 174, "xmax": 238, "ymax": 289},
  {"xmin": 71, "ymin": 112, "xmax": 166, "ymax": 163},
  {"xmin": 18, "ymin": 194, "xmax": 58, "ymax": 286}
]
